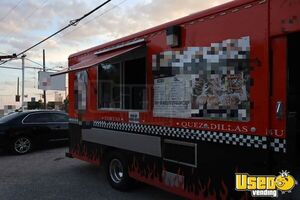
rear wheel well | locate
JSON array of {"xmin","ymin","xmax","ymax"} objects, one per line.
[
  {"xmin": 102, "ymin": 146, "xmax": 130, "ymax": 163},
  {"xmin": 10, "ymin": 132, "xmax": 34, "ymax": 142}
]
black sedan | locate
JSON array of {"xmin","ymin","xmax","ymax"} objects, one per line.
[{"xmin": 0, "ymin": 110, "xmax": 69, "ymax": 154}]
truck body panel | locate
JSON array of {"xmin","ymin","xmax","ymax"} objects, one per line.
[{"xmin": 63, "ymin": 0, "xmax": 300, "ymax": 199}]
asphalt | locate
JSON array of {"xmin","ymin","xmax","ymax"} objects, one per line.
[
  {"xmin": 1, "ymin": 144, "xmax": 299, "ymax": 200},
  {"xmin": 0, "ymin": 144, "xmax": 184, "ymax": 200}
]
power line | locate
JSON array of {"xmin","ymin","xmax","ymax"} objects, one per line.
[
  {"xmin": 3, "ymin": 0, "xmax": 49, "ymax": 38},
  {"xmin": 0, "ymin": 65, "xmax": 43, "ymax": 70},
  {"xmin": 61, "ymin": 0, "xmax": 128, "ymax": 39},
  {"xmin": 0, "ymin": 0, "xmax": 111, "ymax": 66},
  {"xmin": 1, "ymin": 50, "xmax": 42, "ymax": 67},
  {"xmin": 25, "ymin": 58, "xmax": 43, "ymax": 67},
  {"xmin": 0, "ymin": 66, "xmax": 22, "ymax": 70},
  {"xmin": 25, "ymin": 58, "xmax": 66, "ymax": 71},
  {"xmin": 1, "ymin": 50, "xmax": 63, "ymax": 71},
  {"xmin": 3, "ymin": 50, "xmax": 52, "ymax": 68},
  {"xmin": 24, "ymin": 0, "xmax": 49, "ymax": 21},
  {"xmin": 0, "ymin": 0, "xmax": 24, "ymax": 22},
  {"xmin": 16, "ymin": 0, "xmax": 111, "ymax": 56}
]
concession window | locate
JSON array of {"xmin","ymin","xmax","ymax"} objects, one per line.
[{"xmin": 51, "ymin": 43, "xmax": 145, "ymax": 76}]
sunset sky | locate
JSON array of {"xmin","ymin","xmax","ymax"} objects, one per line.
[{"xmin": 0, "ymin": 0, "xmax": 231, "ymax": 108}]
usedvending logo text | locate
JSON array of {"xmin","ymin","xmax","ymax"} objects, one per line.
[{"xmin": 235, "ymin": 171, "xmax": 297, "ymax": 197}]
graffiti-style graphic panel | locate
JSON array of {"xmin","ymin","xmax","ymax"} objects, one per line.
[
  {"xmin": 75, "ymin": 71, "xmax": 88, "ymax": 111},
  {"xmin": 153, "ymin": 37, "xmax": 250, "ymax": 121}
]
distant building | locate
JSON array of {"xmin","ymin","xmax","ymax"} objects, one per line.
[
  {"xmin": 54, "ymin": 93, "xmax": 63, "ymax": 102},
  {"xmin": 4, "ymin": 105, "xmax": 16, "ymax": 115},
  {"xmin": 47, "ymin": 101, "xmax": 63, "ymax": 110}
]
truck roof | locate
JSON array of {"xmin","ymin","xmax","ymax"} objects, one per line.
[{"xmin": 69, "ymin": 0, "xmax": 257, "ymax": 59}]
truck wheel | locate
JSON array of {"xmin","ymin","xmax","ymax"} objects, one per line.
[
  {"xmin": 105, "ymin": 152, "xmax": 134, "ymax": 191},
  {"xmin": 11, "ymin": 136, "xmax": 32, "ymax": 154}
]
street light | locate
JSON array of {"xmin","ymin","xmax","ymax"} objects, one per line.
[
  {"xmin": 21, "ymin": 55, "xmax": 26, "ymax": 111},
  {"xmin": 0, "ymin": 54, "xmax": 17, "ymax": 60}
]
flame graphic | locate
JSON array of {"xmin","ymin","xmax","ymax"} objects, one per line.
[
  {"xmin": 70, "ymin": 143, "xmax": 102, "ymax": 165},
  {"xmin": 129, "ymin": 156, "xmax": 232, "ymax": 200}
]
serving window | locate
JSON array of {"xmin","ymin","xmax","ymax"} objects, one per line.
[
  {"xmin": 97, "ymin": 47, "xmax": 146, "ymax": 111},
  {"xmin": 99, "ymin": 63, "xmax": 121, "ymax": 109}
]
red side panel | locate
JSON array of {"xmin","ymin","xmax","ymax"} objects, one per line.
[
  {"xmin": 69, "ymin": 1, "xmax": 272, "ymax": 137},
  {"xmin": 271, "ymin": 0, "xmax": 300, "ymax": 36},
  {"xmin": 68, "ymin": 73, "xmax": 76, "ymax": 118}
]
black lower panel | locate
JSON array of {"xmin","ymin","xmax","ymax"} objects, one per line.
[
  {"xmin": 68, "ymin": 123, "xmax": 299, "ymax": 199},
  {"xmin": 69, "ymin": 123, "xmax": 103, "ymax": 164}
]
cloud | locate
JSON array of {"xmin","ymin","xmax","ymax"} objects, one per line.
[
  {"xmin": 59, "ymin": 0, "xmax": 232, "ymax": 42},
  {"xmin": 50, "ymin": 0, "xmax": 232, "ymax": 64},
  {"xmin": 2, "ymin": 0, "xmax": 232, "ymax": 60},
  {"xmin": 0, "ymin": 0, "xmax": 232, "ymax": 107}
]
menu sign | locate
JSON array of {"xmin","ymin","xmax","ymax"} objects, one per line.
[{"xmin": 153, "ymin": 75, "xmax": 191, "ymax": 118}]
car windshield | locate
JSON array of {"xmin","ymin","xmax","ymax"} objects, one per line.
[{"xmin": 0, "ymin": 112, "xmax": 21, "ymax": 123}]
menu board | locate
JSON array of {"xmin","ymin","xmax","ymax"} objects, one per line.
[{"xmin": 153, "ymin": 75, "xmax": 191, "ymax": 118}]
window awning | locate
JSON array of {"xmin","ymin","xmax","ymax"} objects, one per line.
[{"xmin": 51, "ymin": 44, "xmax": 144, "ymax": 76}]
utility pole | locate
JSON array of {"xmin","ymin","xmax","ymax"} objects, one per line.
[
  {"xmin": 21, "ymin": 55, "xmax": 26, "ymax": 111},
  {"xmin": 43, "ymin": 49, "xmax": 46, "ymax": 109},
  {"xmin": 15, "ymin": 77, "xmax": 20, "ymax": 102},
  {"xmin": 17, "ymin": 77, "xmax": 19, "ymax": 95}
]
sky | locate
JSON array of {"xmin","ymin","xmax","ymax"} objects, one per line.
[{"xmin": 0, "ymin": 0, "xmax": 232, "ymax": 109}]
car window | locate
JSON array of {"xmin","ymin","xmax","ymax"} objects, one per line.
[
  {"xmin": 23, "ymin": 113, "xmax": 52, "ymax": 123},
  {"xmin": 50, "ymin": 113, "xmax": 68, "ymax": 122}
]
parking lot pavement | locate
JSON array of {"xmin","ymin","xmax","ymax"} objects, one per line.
[{"xmin": 0, "ymin": 146, "xmax": 184, "ymax": 200}]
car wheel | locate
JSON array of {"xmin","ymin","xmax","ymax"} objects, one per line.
[
  {"xmin": 11, "ymin": 136, "xmax": 32, "ymax": 154},
  {"xmin": 105, "ymin": 152, "xmax": 134, "ymax": 191}
]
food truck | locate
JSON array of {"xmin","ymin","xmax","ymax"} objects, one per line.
[{"xmin": 54, "ymin": 0, "xmax": 300, "ymax": 198}]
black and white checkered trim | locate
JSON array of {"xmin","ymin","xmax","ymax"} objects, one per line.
[
  {"xmin": 270, "ymin": 138, "xmax": 286, "ymax": 153},
  {"xmin": 90, "ymin": 121, "xmax": 286, "ymax": 153}
]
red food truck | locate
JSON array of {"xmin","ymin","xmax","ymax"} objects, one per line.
[{"xmin": 54, "ymin": 0, "xmax": 300, "ymax": 199}]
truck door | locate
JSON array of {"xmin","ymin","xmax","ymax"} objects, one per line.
[
  {"xmin": 271, "ymin": 33, "xmax": 300, "ymax": 165},
  {"xmin": 270, "ymin": 37, "xmax": 287, "ymax": 150}
]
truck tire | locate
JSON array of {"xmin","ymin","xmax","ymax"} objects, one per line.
[
  {"xmin": 105, "ymin": 151, "xmax": 134, "ymax": 191},
  {"xmin": 11, "ymin": 136, "xmax": 32, "ymax": 155}
]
